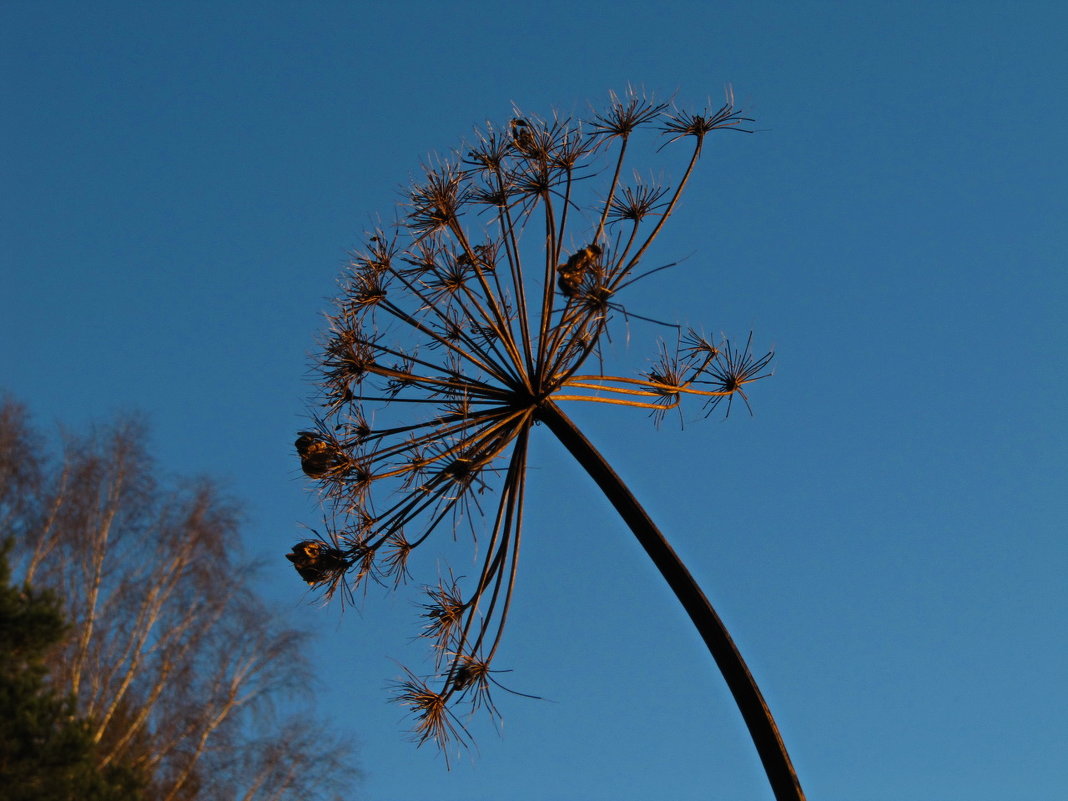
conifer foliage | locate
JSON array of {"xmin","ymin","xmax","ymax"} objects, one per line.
[{"xmin": 0, "ymin": 542, "xmax": 146, "ymax": 800}]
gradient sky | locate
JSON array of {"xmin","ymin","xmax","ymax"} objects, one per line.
[{"xmin": 3, "ymin": 2, "xmax": 1066, "ymax": 800}]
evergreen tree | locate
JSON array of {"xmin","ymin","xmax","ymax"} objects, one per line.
[{"xmin": 0, "ymin": 542, "xmax": 146, "ymax": 800}]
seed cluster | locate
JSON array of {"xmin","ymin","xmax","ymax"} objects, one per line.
[{"xmin": 292, "ymin": 88, "xmax": 771, "ymax": 758}]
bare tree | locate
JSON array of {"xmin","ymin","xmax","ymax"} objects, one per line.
[
  {"xmin": 290, "ymin": 88, "xmax": 805, "ymax": 800},
  {"xmin": 1, "ymin": 397, "xmax": 359, "ymax": 801}
]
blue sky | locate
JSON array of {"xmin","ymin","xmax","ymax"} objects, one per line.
[{"xmin": 3, "ymin": 2, "xmax": 1066, "ymax": 800}]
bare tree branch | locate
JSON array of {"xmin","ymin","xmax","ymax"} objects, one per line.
[{"xmin": 2, "ymin": 398, "xmax": 360, "ymax": 801}]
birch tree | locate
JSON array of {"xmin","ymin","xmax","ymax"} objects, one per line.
[{"xmin": 1, "ymin": 397, "xmax": 358, "ymax": 801}]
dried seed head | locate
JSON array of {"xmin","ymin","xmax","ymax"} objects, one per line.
[
  {"xmin": 557, "ymin": 244, "xmax": 602, "ymax": 297},
  {"xmin": 698, "ymin": 332, "xmax": 774, "ymax": 418},
  {"xmin": 381, "ymin": 531, "xmax": 414, "ymax": 587},
  {"xmin": 682, "ymin": 329, "xmax": 720, "ymax": 362},
  {"xmin": 509, "ymin": 117, "xmax": 537, "ymax": 156},
  {"xmin": 292, "ymin": 89, "xmax": 768, "ymax": 763},
  {"xmin": 285, "ymin": 540, "xmax": 349, "ymax": 585},
  {"xmin": 409, "ymin": 165, "xmax": 467, "ymax": 237},
  {"xmin": 591, "ymin": 87, "xmax": 668, "ymax": 139},
  {"xmin": 608, "ymin": 182, "xmax": 671, "ymax": 224},
  {"xmin": 295, "ymin": 432, "xmax": 344, "ymax": 478},
  {"xmin": 422, "ymin": 579, "xmax": 467, "ymax": 660},
  {"xmin": 393, "ymin": 668, "xmax": 472, "ymax": 761},
  {"xmin": 661, "ymin": 89, "xmax": 754, "ymax": 145}
]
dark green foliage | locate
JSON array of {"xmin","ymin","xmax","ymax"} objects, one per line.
[{"xmin": 0, "ymin": 542, "xmax": 146, "ymax": 801}]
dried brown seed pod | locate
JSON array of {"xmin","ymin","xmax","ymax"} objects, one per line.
[
  {"xmin": 295, "ymin": 432, "xmax": 343, "ymax": 478},
  {"xmin": 285, "ymin": 540, "xmax": 348, "ymax": 585}
]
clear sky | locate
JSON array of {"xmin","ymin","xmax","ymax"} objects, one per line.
[{"xmin": 3, "ymin": 2, "xmax": 1066, "ymax": 800}]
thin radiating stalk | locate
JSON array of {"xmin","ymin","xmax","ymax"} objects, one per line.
[
  {"xmin": 297, "ymin": 91, "xmax": 800, "ymax": 796},
  {"xmin": 536, "ymin": 400, "xmax": 805, "ymax": 801}
]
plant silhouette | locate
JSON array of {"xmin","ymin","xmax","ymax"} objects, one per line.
[{"xmin": 291, "ymin": 88, "xmax": 804, "ymax": 800}]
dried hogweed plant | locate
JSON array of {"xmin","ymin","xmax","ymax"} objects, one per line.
[{"xmin": 290, "ymin": 88, "xmax": 805, "ymax": 800}]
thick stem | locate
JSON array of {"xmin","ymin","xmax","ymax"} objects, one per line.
[{"xmin": 537, "ymin": 401, "xmax": 805, "ymax": 801}]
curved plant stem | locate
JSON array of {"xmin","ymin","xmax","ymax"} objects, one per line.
[{"xmin": 536, "ymin": 400, "xmax": 805, "ymax": 801}]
